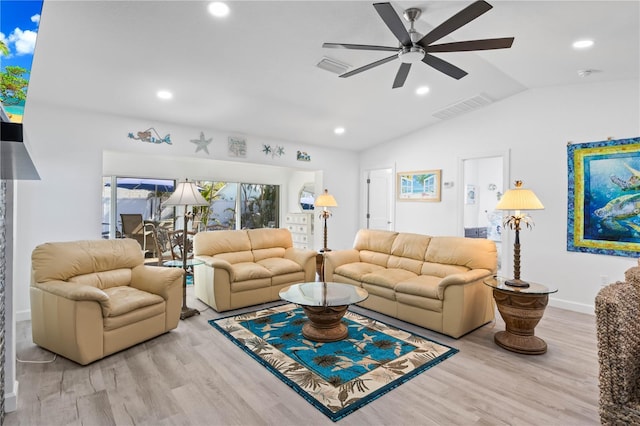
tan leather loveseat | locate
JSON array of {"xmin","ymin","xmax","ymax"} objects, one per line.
[
  {"xmin": 193, "ymin": 228, "xmax": 316, "ymax": 312},
  {"xmin": 324, "ymin": 229, "xmax": 497, "ymax": 338},
  {"xmin": 30, "ymin": 239, "xmax": 183, "ymax": 365}
]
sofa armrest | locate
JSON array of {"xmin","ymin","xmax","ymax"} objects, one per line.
[
  {"xmin": 324, "ymin": 249, "xmax": 361, "ymax": 281},
  {"xmin": 284, "ymin": 247, "xmax": 316, "ymax": 267},
  {"xmin": 131, "ymin": 265, "xmax": 184, "ymax": 300},
  {"xmin": 195, "ymin": 256, "xmax": 235, "ymax": 282},
  {"xmin": 437, "ymin": 269, "xmax": 492, "ymax": 299},
  {"xmin": 34, "ymin": 280, "xmax": 111, "ymax": 316}
]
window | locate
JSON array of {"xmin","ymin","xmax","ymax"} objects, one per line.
[{"xmin": 103, "ymin": 177, "xmax": 280, "ymax": 237}]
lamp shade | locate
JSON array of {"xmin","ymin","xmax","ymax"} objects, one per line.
[
  {"xmin": 495, "ymin": 180, "xmax": 544, "ymax": 211},
  {"xmin": 164, "ymin": 180, "xmax": 208, "ymax": 206},
  {"xmin": 314, "ymin": 189, "xmax": 338, "ymax": 208}
]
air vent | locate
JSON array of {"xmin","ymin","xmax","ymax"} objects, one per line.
[
  {"xmin": 432, "ymin": 93, "xmax": 493, "ymax": 120},
  {"xmin": 316, "ymin": 57, "xmax": 350, "ymax": 75}
]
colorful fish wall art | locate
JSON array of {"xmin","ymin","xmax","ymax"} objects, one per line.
[{"xmin": 128, "ymin": 128, "xmax": 171, "ymax": 144}]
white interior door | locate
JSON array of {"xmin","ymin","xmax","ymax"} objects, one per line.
[{"xmin": 366, "ymin": 168, "xmax": 394, "ymax": 230}]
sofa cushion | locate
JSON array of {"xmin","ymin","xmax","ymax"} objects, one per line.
[
  {"xmin": 257, "ymin": 257, "xmax": 303, "ymax": 275},
  {"xmin": 253, "ymin": 247, "xmax": 286, "ymax": 261},
  {"xmin": 248, "ymin": 228, "xmax": 293, "ymax": 250},
  {"xmin": 362, "ymin": 269, "xmax": 418, "ymax": 289},
  {"xmin": 32, "ymin": 239, "xmax": 143, "ymax": 283},
  {"xmin": 194, "ymin": 230, "xmax": 251, "ymax": 256},
  {"xmin": 425, "ymin": 236, "xmax": 497, "ymax": 272},
  {"xmin": 232, "ymin": 262, "xmax": 273, "ymax": 281},
  {"xmin": 395, "ymin": 275, "xmax": 442, "ymax": 300},
  {"xmin": 69, "ymin": 269, "xmax": 132, "ymax": 290},
  {"xmin": 421, "ymin": 262, "xmax": 469, "ymax": 278},
  {"xmin": 214, "ymin": 251, "xmax": 254, "ymax": 264},
  {"xmin": 103, "ymin": 285, "xmax": 165, "ymax": 317},
  {"xmin": 387, "ymin": 256, "xmax": 423, "ymax": 275},
  {"xmin": 359, "ymin": 250, "xmax": 390, "ymax": 267},
  {"xmin": 390, "ymin": 233, "xmax": 431, "ymax": 260},
  {"xmin": 335, "ymin": 262, "xmax": 385, "ymax": 282},
  {"xmin": 353, "ymin": 229, "xmax": 398, "ymax": 253}
]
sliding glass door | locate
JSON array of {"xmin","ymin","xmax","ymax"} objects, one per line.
[{"xmin": 103, "ymin": 177, "xmax": 280, "ymax": 237}]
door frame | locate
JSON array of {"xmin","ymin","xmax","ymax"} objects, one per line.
[
  {"xmin": 361, "ymin": 165, "xmax": 395, "ymax": 231},
  {"xmin": 457, "ymin": 149, "xmax": 510, "ymax": 274}
]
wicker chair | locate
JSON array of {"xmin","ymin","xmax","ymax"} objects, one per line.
[{"xmin": 595, "ymin": 265, "xmax": 640, "ymax": 425}]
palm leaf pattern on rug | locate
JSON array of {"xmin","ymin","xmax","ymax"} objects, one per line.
[{"xmin": 210, "ymin": 304, "xmax": 457, "ymax": 422}]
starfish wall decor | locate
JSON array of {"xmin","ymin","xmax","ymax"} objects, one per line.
[{"xmin": 191, "ymin": 131, "xmax": 212, "ymax": 154}]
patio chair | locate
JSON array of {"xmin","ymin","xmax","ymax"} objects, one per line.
[{"xmin": 120, "ymin": 213, "xmax": 157, "ymax": 255}]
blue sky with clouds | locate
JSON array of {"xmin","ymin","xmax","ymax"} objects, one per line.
[{"xmin": 1, "ymin": 0, "xmax": 44, "ymax": 74}]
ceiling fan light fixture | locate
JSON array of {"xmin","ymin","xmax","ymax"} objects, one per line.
[{"xmin": 398, "ymin": 46, "xmax": 425, "ymax": 64}]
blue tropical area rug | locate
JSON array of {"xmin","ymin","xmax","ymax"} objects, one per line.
[{"xmin": 209, "ymin": 303, "xmax": 458, "ymax": 422}]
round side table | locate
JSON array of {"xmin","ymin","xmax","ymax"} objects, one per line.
[{"xmin": 484, "ymin": 276, "xmax": 558, "ymax": 355}]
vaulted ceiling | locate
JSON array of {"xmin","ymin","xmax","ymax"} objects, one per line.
[{"xmin": 27, "ymin": 1, "xmax": 640, "ymax": 151}]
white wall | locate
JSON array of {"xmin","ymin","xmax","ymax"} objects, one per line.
[
  {"xmin": 14, "ymin": 104, "xmax": 359, "ymax": 319},
  {"xmin": 14, "ymin": 79, "xmax": 640, "ymax": 319},
  {"xmin": 360, "ymin": 79, "xmax": 640, "ymax": 313}
]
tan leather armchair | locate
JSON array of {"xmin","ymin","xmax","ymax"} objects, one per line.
[{"xmin": 30, "ymin": 238, "xmax": 184, "ymax": 365}]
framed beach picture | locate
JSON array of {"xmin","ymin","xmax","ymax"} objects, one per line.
[
  {"xmin": 567, "ymin": 136, "xmax": 640, "ymax": 257},
  {"xmin": 397, "ymin": 169, "xmax": 441, "ymax": 202}
]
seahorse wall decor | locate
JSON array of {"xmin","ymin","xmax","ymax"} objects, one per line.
[{"xmin": 128, "ymin": 127, "xmax": 172, "ymax": 144}]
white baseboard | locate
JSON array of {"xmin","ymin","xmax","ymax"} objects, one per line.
[
  {"xmin": 549, "ymin": 296, "xmax": 594, "ymax": 315},
  {"xmin": 15, "ymin": 309, "xmax": 30, "ymax": 323},
  {"xmin": 4, "ymin": 380, "xmax": 19, "ymax": 412}
]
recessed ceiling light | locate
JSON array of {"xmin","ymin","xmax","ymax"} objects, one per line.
[
  {"xmin": 157, "ymin": 90, "xmax": 173, "ymax": 100},
  {"xmin": 208, "ymin": 2, "xmax": 230, "ymax": 17},
  {"xmin": 416, "ymin": 86, "xmax": 430, "ymax": 96},
  {"xmin": 572, "ymin": 39, "xmax": 594, "ymax": 49},
  {"xmin": 334, "ymin": 127, "xmax": 345, "ymax": 135}
]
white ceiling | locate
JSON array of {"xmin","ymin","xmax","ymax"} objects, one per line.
[{"xmin": 27, "ymin": 1, "xmax": 640, "ymax": 152}]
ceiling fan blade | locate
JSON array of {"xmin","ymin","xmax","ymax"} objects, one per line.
[
  {"xmin": 418, "ymin": 0, "xmax": 493, "ymax": 47},
  {"xmin": 392, "ymin": 63, "xmax": 411, "ymax": 89},
  {"xmin": 422, "ymin": 53, "xmax": 468, "ymax": 80},
  {"xmin": 339, "ymin": 54, "xmax": 398, "ymax": 78},
  {"xmin": 373, "ymin": 3, "xmax": 411, "ymax": 46},
  {"xmin": 323, "ymin": 43, "xmax": 399, "ymax": 52},
  {"xmin": 426, "ymin": 37, "xmax": 514, "ymax": 53}
]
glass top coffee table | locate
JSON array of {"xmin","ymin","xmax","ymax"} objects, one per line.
[{"xmin": 279, "ymin": 282, "xmax": 368, "ymax": 342}]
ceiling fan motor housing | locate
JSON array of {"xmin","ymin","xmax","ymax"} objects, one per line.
[{"xmin": 398, "ymin": 46, "xmax": 425, "ymax": 64}]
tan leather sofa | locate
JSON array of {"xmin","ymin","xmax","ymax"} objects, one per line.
[
  {"xmin": 30, "ymin": 238, "xmax": 183, "ymax": 365},
  {"xmin": 193, "ymin": 228, "xmax": 316, "ymax": 312},
  {"xmin": 324, "ymin": 229, "xmax": 497, "ymax": 338}
]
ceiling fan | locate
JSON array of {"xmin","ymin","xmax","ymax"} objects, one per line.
[{"xmin": 323, "ymin": 1, "xmax": 514, "ymax": 88}]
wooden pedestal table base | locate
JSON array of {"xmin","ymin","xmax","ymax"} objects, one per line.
[
  {"xmin": 483, "ymin": 276, "xmax": 558, "ymax": 355},
  {"xmin": 493, "ymin": 290, "xmax": 549, "ymax": 354},
  {"xmin": 279, "ymin": 282, "xmax": 369, "ymax": 344},
  {"xmin": 301, "ymin": 305, "xmax": 349, "ymax": 342}
]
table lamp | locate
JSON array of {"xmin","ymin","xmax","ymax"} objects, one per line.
[
  {"xmin": 495, "ymin": 180, "xmax": 544, "ymax": 288},
  {"xmin": 164, "ymin": 179, "xmax": 208, "ymax": 319}
]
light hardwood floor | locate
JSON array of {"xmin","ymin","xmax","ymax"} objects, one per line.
[{"xmin": 5, "ymin": 287, "xmax": 600, "ymax": 426}]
